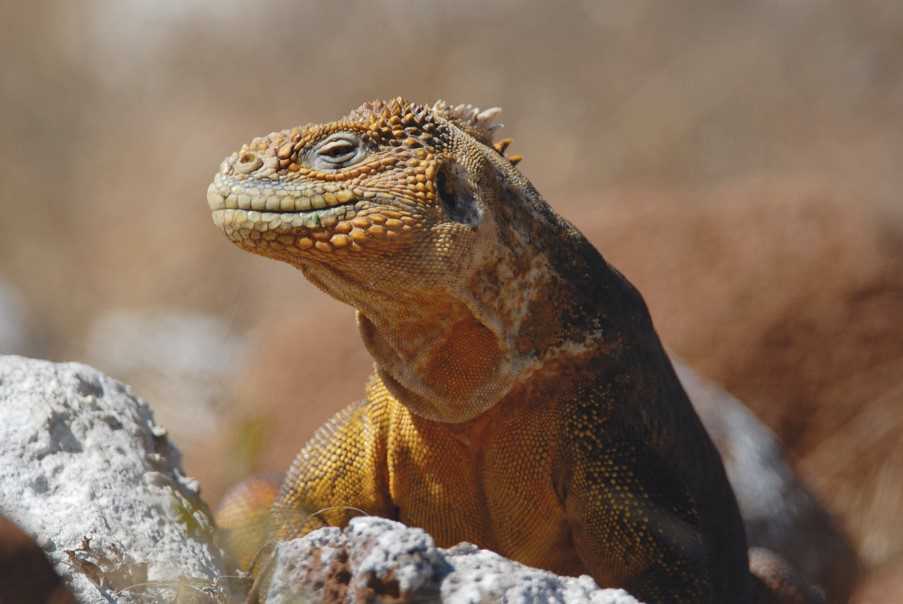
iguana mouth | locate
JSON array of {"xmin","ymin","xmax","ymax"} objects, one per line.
[
  {"xmin": 210, "ymin": 186, "xmax": 415, "ymax": 253},
  {"xmin": 208, "ymin": 200, "xmax": 357, "ymax": 215},
  {"xmin": 208, "ymin": 169, "xmax": 421, "ymax": 254},
  {"xmin": 206, "ymin": 177, "xmax": 359, "ymax": 214},
  {"xmin": 211, "ymin": 204, "xmax": 355, "ymax": 228}
]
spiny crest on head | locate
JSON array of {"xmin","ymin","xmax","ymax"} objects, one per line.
[
  {"xmin": 345, "ymin": 97, "xmax": 420, "ymax": 124},
  {"xmin": 429, "ymin": 100, "xmax": 502, "ymax": 146},
  {"xmin": 432, "ymin": 100, "xmax": 523, "ymax": 165},
  {"xmin": 345, "ymin": 97, "xmax": 522, "ymax": 166}
]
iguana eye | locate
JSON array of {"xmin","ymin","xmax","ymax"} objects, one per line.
[{"xmin": 309, "ymin": 133, "xmax": 366, "ymax": 170}]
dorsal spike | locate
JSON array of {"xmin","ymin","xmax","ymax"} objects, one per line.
[
  {"xmin": 476, "ymin": 107, "xmax": 502, "ymax": 125},
  {"xmin": 432, "ymin": 100, "xmax": 505, "ymax": 146},
  {"xmin": 493, "ymin": 138, "xmax": 513, "ymax": 154}
]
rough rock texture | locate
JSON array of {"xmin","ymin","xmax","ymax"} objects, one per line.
[
  {"xmin": 0, "ymin": 355, "xmax": 225, "ymax": 603},
  {"xmin": 676, "ymin": 360, "xmax": 858, "ymax": 603},
  {"xmin": 264, "ymin": 516, "xmax": 639, "ymax": 604}
]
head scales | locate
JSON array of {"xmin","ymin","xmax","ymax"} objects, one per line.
[{"xmin": 345, "ymin": 97, "xmax": 515, "ymax": 159}]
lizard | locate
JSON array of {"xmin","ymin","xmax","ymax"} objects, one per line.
[{"xmin": 208, "ymin": 98, "xmax": 812, "ymax": 603}]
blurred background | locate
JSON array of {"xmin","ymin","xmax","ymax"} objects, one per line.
[{"xmin": 2, "ymin": 1, "xmax": 901, "ymax": 599}]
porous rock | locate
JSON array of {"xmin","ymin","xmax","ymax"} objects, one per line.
[
  {"xmin": 265, "ymin": 516, "xmax": 639, "ymax": 603},
  {"xmin": 0, "ymin": 355, "xmax": 225, "ymax": 603}
]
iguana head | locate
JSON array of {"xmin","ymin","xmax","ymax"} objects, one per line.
[
  {"xmin": 208, "ymin": 97, "xmax": 520, "ymax": 282},
  {"xmin": 209, "ymin": 98, "xmax": 609, "ymax": 422}
]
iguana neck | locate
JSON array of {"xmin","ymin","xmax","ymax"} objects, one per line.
[
  {"xmin": 356, "ymin": 294, "xmax": 507, "ymax": 423},
  {"xmin": 302, "ymin": 221, "xmax": 630, "ymax": 424}
]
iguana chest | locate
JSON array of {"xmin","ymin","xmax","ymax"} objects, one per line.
[{"xmin": 382, "ymin": 395, "xmax": 586, "ymax": 576}]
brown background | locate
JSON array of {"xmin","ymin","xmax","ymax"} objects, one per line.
[{"xmin": 2, "ymin": 1, "xmax": 902, "ymax": 597}]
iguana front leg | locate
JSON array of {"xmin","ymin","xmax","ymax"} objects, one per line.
[
  {"xmin": 272, "ymin": 400, "xmax": 393, "ymax": 542},
  {"xmin": 559, "ymin": 368, "xmax": 750, "ymax": 604},
  {"xmin": 564, "ymin": 426, "xmax": 714, "ymax": 603},
  {"xmin": 217, "ymin": 399, "xmax": 393, "ymax": 574}
]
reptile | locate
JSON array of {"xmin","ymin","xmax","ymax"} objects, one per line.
[{"xmin": 208, "ymin": 98, "xmax": 815, "ymax": 603}]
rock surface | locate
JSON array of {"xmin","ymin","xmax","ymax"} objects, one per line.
[
  {"xmin": 0, "ymin": 355, "xmax": 225, "ymax": 603},
  {"xmin": 264, "ymin": 516, "xmax": 639, "ymax": 604}
]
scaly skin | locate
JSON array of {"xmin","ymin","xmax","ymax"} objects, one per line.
[{"xmin": 208, "ymin": 98, "xmax": 753, "ymax": 602}]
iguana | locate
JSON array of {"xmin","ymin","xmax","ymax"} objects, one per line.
[{"xmin": 208, "ymin": 98, "xmax": 814, "ymax": 603}]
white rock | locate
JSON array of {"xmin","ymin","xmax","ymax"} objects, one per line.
[
  {"xmin": 441, "ymin": 544, "xmax": 639, "ymax": 604},
  {"xmin": 265, "ymin": 516, "xmax": 640, "ymax": 604},
  {"xmin": 0, "ymin": 355, "xmax": 225, "ymax": 603}
]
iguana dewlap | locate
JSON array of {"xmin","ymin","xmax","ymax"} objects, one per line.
[{"xmin": 209, "ymin": 98, "xmax": 815, "ymax": 603}]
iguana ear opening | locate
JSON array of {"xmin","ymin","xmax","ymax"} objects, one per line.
[{"xmin": 436, "ymin": 162, "xmax": 483, "ymax": 228}]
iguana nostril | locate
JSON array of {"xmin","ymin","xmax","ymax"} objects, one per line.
[{"xmin": 236, "ymin": 152, "xmax": 263, "ymax": 174}]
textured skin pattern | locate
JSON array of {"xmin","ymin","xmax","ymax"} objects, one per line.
[{"xmin": 210, "ymin": 98, "xmax": 757, "ymax": 603}]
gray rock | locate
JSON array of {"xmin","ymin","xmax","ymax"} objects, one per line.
[
  {"xmin": 0, "ymin": 355, "xmax": 226, "ymax": 603},
  {"xmin": 676, "ymin": 359, "xmax": 858, "ymax": 602},
  {"xmin": 265, "ymin": 516, "xmax": 639, "ymax": 604}
]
